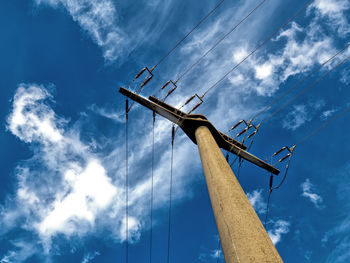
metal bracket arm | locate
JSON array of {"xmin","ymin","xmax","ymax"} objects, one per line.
[{"xmin": 119, "ymin": 87, "xmax": 280, "ymax": 175}]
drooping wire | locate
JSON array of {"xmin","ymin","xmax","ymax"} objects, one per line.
[
  {"xmin": 151, "ymin": 0, "xmax": 225, "ymax": 72},
  {"xmin": 125, "ymin": 99, "xmax": 129, "ymax": 263},
  {"xmin": 261, "ymin": 51, "xmax": 350, "ymax": 125},
  {"xmin": 167, "ymin": 125, "xmax": 175, "ymax": 263},
  {"xmin": 197, "ymin": 0, "xmax": 316, "ymax": 102},
  {"xmin": 264, "ymin": 151, "xmax": 293, "ymax": 228},
  {"xmin": 264, "ymin": 103, "xmax": 350, "ymax": 227},
  {"xmin": 150, "ymin": 112, "xmax": 156, "ymax": 263},
  {"xmin": 174, "ymin": 0, "xmax": 268, "ymax": 84},
  {"xmin": 251, "ymin": 42, "xmax": 350, "ymax": 122}
]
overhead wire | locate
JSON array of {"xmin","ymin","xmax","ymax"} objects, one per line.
[
  {"xmin": 125, "ymin": 99, "xmax": 129, "ymax": 263},
  {"xmin": 295, "ymin": 105, "xmax": 350, "ymax": 147},
  {"xmin": 197, "ymin": 0, "xmax": 316, "ymax": 102},
  {"xmin": 228, "ymin": 42, "xmax": 350, "ymax": 174},
  {"xmin": 264, "ymin": 90, "xmax": 350, "ymax": 226},
  {"xmin": 173, "ymin": 0, "xmax": 268, "ymax": 84},
  {"xmin": 151, "ymin": 0, "xmax": 225, "ymax": 73},
  {"xmin": 150, "ymin": 112, "xmax": 156, "ymax": 263},
  {"xmin": 167, "ymin": 125, "xmax": 175, "ymax": 263},
  {"xmin": 251, "ymin": 42, "xmax": 350, "ymax": 122},
  {"xmin": 261, "ymin": 53, "xmax": 350, "ymax": 125}
]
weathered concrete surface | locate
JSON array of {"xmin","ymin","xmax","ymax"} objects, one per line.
[{"xmin": 195, "ymin": 126, "xmax": 283, "ymax": 263}]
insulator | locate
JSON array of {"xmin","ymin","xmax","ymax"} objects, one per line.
[
  {"xmin": 135, "ymin": 67, "xmax": 147, "ymax": 79},
  {"xmin": 236, "ymin": 125, "xmax": 252, "ymax": 137},
  {"xmin": 272, "ymin": 147, "xmax": 287, "ymax": 157},
  {"xmin": 230, "ymin": 120, "xmax": 244, "ymax": 131},
  {"xmin": 190, "ymin": 102, "xmax": 202, "ymax": 112},
  {"xmin": 161, "ymin": 80, "xmax": 171, "ymax": 90},
  {"xmin": 247, "ymin": 130, "xmax": 257, "ymax": 139},
  {"xmin": 164, "ymin": 87, "xmax": 177, "ymax": 100},
  {"xmin": 184, "ymin": 95, "xmax": 196, "ymax": 105},
  {"xmin": 171, "ymin": 125, "xmax": 175, "ymax": 144},
  {"xmin": 141, "ymin": 75, "xmax": 153, "ymax": 87},
  {"xmin": 269, "ymin": 175, "xmax": 274, "ymax": 189},
  {"xmin": 279, "ymin": 153, "xmax": 291, "ymax": 163}
]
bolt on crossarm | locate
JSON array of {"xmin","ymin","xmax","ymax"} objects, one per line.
[{"xmin": 119, "ymin": 87, "xmax": 283, "ymax": 263}]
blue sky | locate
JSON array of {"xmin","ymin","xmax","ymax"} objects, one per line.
[{"xmin": 1, "ymin": 0, "xmax": 350, "ymax": 262}]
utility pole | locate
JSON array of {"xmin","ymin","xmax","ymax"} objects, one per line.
[{"xmin": 119, "ymin": 87, "xmax": 283, "ymax": 263}]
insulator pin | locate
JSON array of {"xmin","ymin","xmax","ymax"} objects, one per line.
[
  {"xmin": 135, "ymin": 68, "xmax": 147, "ymax": 79},
  {"xmin": 161, "ymin": 81, "xmax": 171, "ymax": 90},
  {"xmin": 164, "ymin": 87, "xmax": 177, "ymax": 100},
  {"xmin": 272, "ymin": 147, "xmax": 287, "ymax": 157},
  {"xmin": 247, "ymin": 130, "xmax": 257, "ymax": 139},
  {"xmin": 141, "ymin": 75, "xmax": 153, "ymax": 87},
  {"xmin": 236, "ymin": 125, "xmax": 252, "ymax": 137},
  {"xmin": 184, "ymin": 95, "xmax": 196, "ymax": 105},
  {"xmin": 279, "ymin": 153, "xmax": 291, "ymax": 163},
  {"xmin": 231, "ymin": 120, "xmax": 244, "ymax": 131},
  {"xmin": 189, "ymin": 102, "xmax": 203, "ymax": 113}
]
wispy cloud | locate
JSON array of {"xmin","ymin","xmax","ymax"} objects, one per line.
[
  {"xmin": 81, "ymin": 251, "xmax": 100, "ymax": 263},
  {"xmin": 267, "ymin": 220, "xmax": 290, "ymax": 245},
  {"xmin": 309, "ymin": 0, "xmax": 350, "ymax": 37},
  {"xmin": 282, "ymin": 104, "xmax": 310, "ymax": 131},
  {"xmin": 1, "ymin": 83, "xmax": 200, "ymax": 259},
  {"xmin": 247, "ymin": 189, "xmax": 266, "ymax": 214},
  {"xmin": 300, "ymin": 179, "xmax": 324, "ymax": 209},
  {"xmin": 35, "ymin": 0, "xmax": 128, "ymax": 62},
  {"xmin": 321, "ymin": 108, "xmax": 339, "ymax": 120}
]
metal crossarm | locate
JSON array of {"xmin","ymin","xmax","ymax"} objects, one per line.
[{"xmin": 119, "ymin": 87, "xmax": 280, "ymax": 175}]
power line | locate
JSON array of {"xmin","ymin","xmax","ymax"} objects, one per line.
[
  {"xmin": 174, "ymin": 0, "xmax": 268, "ymax": 84},
  {"xmin": 150, "ymin": 112, "xmax": 156, "ymax": 263},
  {"xmin": 198, "ymin": 0, "xmax": 316, "ymax": 101},
  {"xmin": 261, "ymin": 53, "xmax": 350, "ymax": 125},
  {"xmin": 125, "ymin": 99, "xmax": 129, "ymax": 263},
  {"xmin": 167, "ymin": 125, "xmax": 175, "ymax": 263},
  {"xmin": 295, "ymin": 105, "xmax": 350, "ymax": 147},
  {"xmin": 251, "ymin": 43, "xmax": 350, "ymax": 122},
  {"xmin": 151, "ymin": 0, "xmax": 225, "ymax": 72}
]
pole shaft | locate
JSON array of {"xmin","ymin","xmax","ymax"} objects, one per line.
[{"xmin": 195, "ymin": 126, "xmax": 283, "ymax": 263}]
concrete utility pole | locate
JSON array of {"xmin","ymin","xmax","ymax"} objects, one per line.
[{"xmin": 119, "ymin": 87, "xmax": 283, "ymax": 263}]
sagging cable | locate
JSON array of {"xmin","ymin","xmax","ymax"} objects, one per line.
[{"xmin": 264, "ymin": 145, "xmax": 295, "ymax": 228}]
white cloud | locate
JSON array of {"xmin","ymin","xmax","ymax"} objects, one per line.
[
  {"xmin": 282, "ymin": 104, "xmax": 309, "ymax": 131},
  {"xmin": 89, "ymin": 104, "xmax": 125, "ymax": 123},
  {"xmin": 7, "ymin": 84, "xmax": 63, "ymax": 144},
  {"xmin": 247, "ymin": 189, "xmax": 266, "ymax": 214},
  {"xmin": 2, "ymin": 83, "xmax": 200, "ymax": 258},
  {"xmin": 35, "ymin": 0, "xmax": 128, "ymax": 62},
  {"xmin": 0, "ymin": 241, "xmax": 37, "ymax": 263},
  {"xmin": 81, "ymin": 251, "xmax": 100, "ymax": 263},
  {"xmin": 321, "ymin": 108, "xmax": 338, "ymax": 120},
  {"xmin": 310, "ymin": 0, "xmax": 350, "ymax": 36},
  {"xmin": 267, "ymin": 220, "xmax": 290, "ymax": 245},
  {"xmin": 300, "ymin": 179, "xmax": 324, "ymax": 209},
  {"xmin": 38, "ymin": 160, "xmax": 118, "ymax": 237}
]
